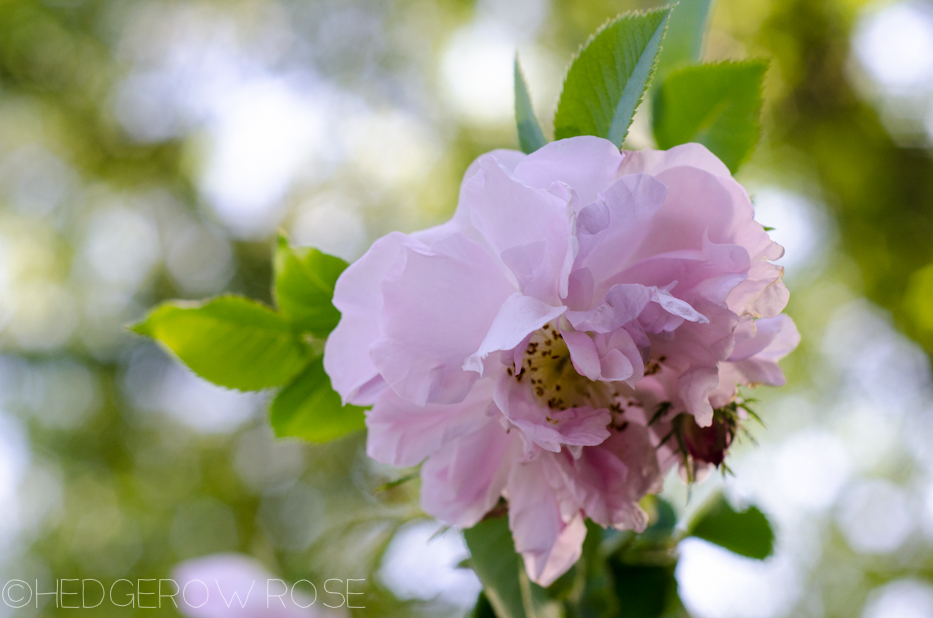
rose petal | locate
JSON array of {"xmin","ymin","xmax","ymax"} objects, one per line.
[
  {"xmin": 513, "ymin": 136, "xmax": 626, "ymax": 205},
  {"xmin": 577, "ymin": 174, "xmax": 668, "ymax": 284},
  {"xmin": 366, "ymin": 380, "xmax": 496, "ymax": 467},
  {"xmin": 725, "ymin": 314, "xmax": 800, "ymax": 386},
  {"xmin": 464, "ymin": 293, "xmax": 567, "ymax": 376},
  {"xmin": 507, "ymin": 456, "xmax": 588, "ymax": 587},
  {"xmin": 620, "ymin": 143, "xmax": 732, "ymax": 178},
  {"xmin": 556, "ymin": 424, "xmax": 661, "ymax": 530},
  {"xmin": 420, "ymin": 417, "xmax": 516, "ymax": 527},
  {"xmin": 325, "ymin": 232, "xmax": 407, "ymax": 405},
  {"xmin": 678, "ymin": 366, "xmax": 720, "ymax": 427},
  {"xmin": 372, "ymin": 233, "xmax": 515, "ymax": 406},
  {"xmin": 494, "ymin": 374, "xmax": 611, "ymax": 453},
  {"xmin": 461, "ymin": 157, "xmax": 574, "ymax": 304}
]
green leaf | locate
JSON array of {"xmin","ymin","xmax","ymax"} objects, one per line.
[
  {"xmin": 606, "ymin": 561, "xmax": 679, "ymax": 618},
  {"xmin": 514, "ymin": 55, "xmax": 547, "ymax": 154},
  {"xmin": 269, "ymin": 357, "xmax": 366, "ymax": 443},
  {"xmin": 640, "ymin": 496, "xmax": 678, "ymax": 540},
  {"xmin": 132, "ymin": 295, "xmax": 311, "ymax": 391},
  {"xmin": 553, "ymin": 8, "xmax": 672, "ymax": 148},
  {"xmin": 473, "ymin": 592, "xmax": 498, "ymax": 618},
  {"xmin": 687, "ymin": 493, "xmax": 774, "ymax": 560},
  {"xmin": 273, "ymin": 237, "xmax": 348, "ymax": 337},
  {"xmin": 464, "ymin": 517, "xmax": 529, "ymax": 618},
  {"xmin": 572, "ymin": 521, "xmax": 621, "ymax": 618},
  {"xmin": 463, "ymin": 517, "xmax": 558, "ymax": 618},
  {"xmin": 654, "ymin": 0, "xmax": 715, "ymax": 81},
  {"xmin": 652, "ymin": 60, "xmax": 767, "ymax": 173}
]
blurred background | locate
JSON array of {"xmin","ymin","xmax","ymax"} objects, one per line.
[{"xmin": 0, "ymin": 0, "xmax": 933, "ymax": 615}]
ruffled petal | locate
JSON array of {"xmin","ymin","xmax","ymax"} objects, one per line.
[
  {"xmin": 565, "ymin": 267, "xmax": 596, "ymax": 311},
  {"xmin": 416, "ymin": 148, "xmax": 529, "ymax": 247},
  {"xmin": 461, "ymin": 156, "xmax": 575, "ymax": 303},
  {"xmin": 366, "ymin": 379, "xmax": 496, "ymax": 467},
  {"xmin": 620, "ymin": 143, "xmax": 732, "ymax": 178},
  {"xmin": 727, "ymin": 261, "xmax": 789, "ymax": 318},
  {"xmin": 464, "ymin": 293, "xmax": 566, "ymax": 375},
  {"xmin": 639, "ymin": 301, "xmax": 738, "ymax": 424},
  {"xmin": 371, "ymin": 233, "xmax": 516, "ymax": 406},
  {"xmin": 567, "ymin": 284, "xmax": 707, "ymax": 335},
  {"xmin": 512, "ymin": 136, "xmax": 626, "ymax": 206},
  {"xmin": 557, "ymin": 423, "xmax": 661, "ymax": 530},
  {"xmin": 500, "ymin": 241, "xmax": 554, "ymax": 300},
  {"xmin": 562, "ymin": 325, "xmax": 644, "ymax": 385},
  {"xmin": 726, "ymin": 314, "xmax": 800, "ymax": 386},
  {"xmin": 420, "ymin": 416, "xmax": 516, "ymax": 527},
  {"xmin": 464, "ymin": 148, "xmax": 526, "ymax": 179},
  {"xmin": 619, "ymin": 153, "xmax": 785, "ymax": 316},
  {"xmin": 597, "ymin": 284, "xmax": 655, "ymax": 330},
  {"xmin": 651, "ymin": 288, "xmax": 709, "ymax": 324},
  {"xmin": 494, "ymin": 374, "xmax": 611, "ymax": 453},
  {"xmin": 617, "ymin": 236, "xmax": 751, "ymax": 308},
  {"xmin": 678, "ymin": 366, "xmax": 720, "ymax": 427},
  {"xmin": 576, "ymin": 174, "xmax": 668, "ymax": 285},
  {"xmin": 507, "ymin": 456, "xmax": 588, "ymax": 587},
  {"xmin": 627, "ymin": 166, "xmax": 744, "ymax": 263},
  {"xmin": 561, "ymin": 327, "xmax": 602, "ymax": 381},
  {"xmin": 325, "ymin": 232, "xmax": 407, "ymax": 404},
  {"xmin": 594, "ymin": 328, "xmax": 644, "ymax": 384}
]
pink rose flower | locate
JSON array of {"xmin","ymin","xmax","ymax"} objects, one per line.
[{"xmin": 324, "ymin": 136, "xmax": 799, "ymax": 585}]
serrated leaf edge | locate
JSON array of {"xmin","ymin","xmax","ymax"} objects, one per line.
[{"xmin": 553, "ymin": 6, "xmax": 674, "ymax": 147}]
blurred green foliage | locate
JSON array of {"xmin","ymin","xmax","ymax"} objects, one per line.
[{"xmin": 686, "ymin": 494, "xmax": 775, "ymax": 561}]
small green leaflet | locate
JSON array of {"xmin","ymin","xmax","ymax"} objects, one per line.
[
  {"xmin": 686, "ymin": 493, "xmax": 775, "ymax": 560},
  {"xmin": 554, "ymin": 8, "xmax": 672, "ymax": 148},
  {"xmin": 132, "ymin": 295, "xmax": 311, "ymax": 391},
  {"xmin": 514, "ymin": 55, "xmax": 547, "ymax": 154},
  {"xmin": 653, "ymin": 0, "xmax": 715, "ymax": 81},
  {"xmin": 274, "ymin": 237, "xmax": 348, "ymax": 337},
  {"xmin": 270, "ymin": 356, "xmax": 366, "ymax": 443},
  {"xmin": 652, "ymin": 60, "xmax": 768, "ymax": 173},
  {"xmin": 464, "ymin": 517, "xmax": 558, "ymax": 618}
]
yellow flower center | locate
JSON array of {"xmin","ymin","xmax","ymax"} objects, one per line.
[{"xmin": 508, "ymin": 321, "xmax": 615, "ymax": 412}]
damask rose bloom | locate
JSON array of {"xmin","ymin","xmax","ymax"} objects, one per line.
[{"xmin": 323, "ymin": 136, "xmax": 799, "ymax": 585}]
